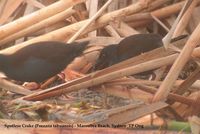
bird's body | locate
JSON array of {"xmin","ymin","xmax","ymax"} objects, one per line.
[
  {"xmin": 0, "ymin": 41, "xmax": 88, "ymax": 82},
  {"xmin": 117, "ymin": 34, "xmax": 163, "ymax": 62},
  {"xmin": 94, "ymin": 34, "xmax": 163, "ymax": 71},
  {"xmin": 94, "ymin": 44, "xmax": 118, "ymax": 70}
]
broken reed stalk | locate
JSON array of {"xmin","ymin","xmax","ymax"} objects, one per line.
[
  {"xmin": 125, "ymin": 1, "xmax": 188, "ymax": 22},
  {"xmin": 88, "ymin": 0, "xmax": 98, "ymax": 37},
  {"xmin": 95, "ymin": 86, "xmax": 153, "ymax": 103},
  {"xmin": 0, "ymin": 0, "xmax": 85, "ymax": 40},
  {"xmin": 162, "ymin": 0, "xmax": 192, "ymax": 49},
  {"xmin": 67, "ymin": 0, "xmax": 113, "ymax": 43},
  {"xmin": 127, "ymin": 0, "xmax": 200, "ymax": 28},
  {"xmin": 125, "ymin": 0, "xmax": 186, "ymax": 22},
  {"xmin": 95, "ymin": 102, "xmax": 168, "ymax": 125},
  {"xmin": 1, "ymin": 0, "xmax": 156, "ymax": 54},
  {"xmin": 150, "ymin": 14, "xmax": 169, "ymax": 32},
  {"xmin": 100, "ymin": 79, "xmax": 199, "ymax": 105},
  {"xmin": 0, "ymin": 8, "xmax": 76, "ymax": 45},
  {"xmin": 25, "ymin": 0, "xmax": 45, "ymax": 9},
  {"xmin": 105, "ymin": 25, "xmax": 121, "ymax": 38},
  {"xmin": 105, "ymin": 78, "xmax": 200, "ymax": 89},
  {"xmin": 173, "ymin": 67, "xmax": 200, "ymax": 95},
  {"xmin": 136, "ymin": 84, "xmax": 195, "ymax": 106},
  {"xmin": 0, "ymin": 78, "xmax": 32, "ymax": 95},
  {"xmin": 146, "ymin": 0, "xmax": 172, "ymax": 11},
  {"xmin": 153, "ymin": 21, "xmax": 200, "ymax": 102},
  {"xmin": 0, "ymin": 0, "xmax": 24, "ymax": 25},
  {"xmin": 110, "ymin": 21, "xmax": 139, "ymax": 36},
  {"xmin": 173, "ymin": 0, "xmax": 197, "ymax": 37}
]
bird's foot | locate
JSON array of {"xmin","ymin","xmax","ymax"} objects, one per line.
[{"xmin": 23, "ymin": 82, "xmax": 40, "ymax": 90}]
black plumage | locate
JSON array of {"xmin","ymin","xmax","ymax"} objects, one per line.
[
  {"xmin": 0, "ymin": 41, "xmax": 89, "ymax": 82},
  {"xmin": 94, "ymin": 34, "xmax": 163, "ymax": 71}
]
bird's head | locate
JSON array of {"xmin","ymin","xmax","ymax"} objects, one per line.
[
  {"xmin": 93, "ymin": 44, "xmax": 117, "ymax": 71},
  {"xmin": 69, "ymin": 41, "xmax": 89, "ymax": 57}
]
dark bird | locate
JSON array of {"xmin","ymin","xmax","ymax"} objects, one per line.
[
  {"xmin": 94, "ymin": 33, "xmax": 187, "ymax": 71},
  {"xmin": 94, "ymin": 34, "xmax": 162, "ymax": 71},
  {"xmin": 0, "ymin": 41, "xmax": 89, "ymax": 82}
]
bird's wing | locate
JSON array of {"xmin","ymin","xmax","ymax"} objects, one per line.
[
  {"xmin": 17, "ymin": 56, "xmax": 62, "ymax": 82},
  {"xmin": 20, "ymin": 57, "xmax": 56, "ymax": 74},
  {"xmin": 11, "ymin": 46, "xmax": 70, "ymax": 65}
]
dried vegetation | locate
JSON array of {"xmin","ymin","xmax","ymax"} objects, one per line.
[{"xmin": 0, "ymin": 0, "xmax": 200, "ymax": 133}]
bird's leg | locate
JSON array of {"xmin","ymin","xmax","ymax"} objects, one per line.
[
  {"xmin": 40, "ymin": 75, "xmax": 59, "ymax": 89},
  {"xmin": 24, "ymin": 74, "xmax": 61, "ymax": 90}
]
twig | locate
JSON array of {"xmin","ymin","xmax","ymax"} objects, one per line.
[
  {"xmin": 0, "ymin": 0, "xmax": 85, "ymax": 40},
  {"xmin": 162, "ymin": 0, "xmax": 193, "ymax": 49},
  {"xmin": 67, "ymin": 0, "xmax": 113, "ymax": 43},
  {"xmin": 0, "ymin": 78, "xmax": 33, "ymax": 95},
  {"xmin": 96, "ymin": 102, "xmax": 168, "ymax": 125},
  {"xmin": 127, "ymin": 0, "xmax": 200, "ymax": 29},
  {"xmin": 173, "ymin": 0, "xmax": 197, "ymax": 37},
  {"xmin": 174, "ymin": 66, "xmax": 200, "ymax": 95},
  {"xmin": 136, "ymin": 84, "xmax": 195, "ymax": 106},
  {"xmin": 88, "ymin": 0, "xmax": 98, "ymax": 37},
  {"xmin": 105, "ymin": 78, "xmax": 200, "ymax": 89},
  {"xmin": 153, "ymin": 17, "xmax": 200, "ymax": 102},
  {"xmin": 104, "ymin": 25, "xmax": 121, "ymax": 38},
  {"xmin": 95, "ymin": 85, "xmax": 153, "ymax": 102},
  {"xmin": 151, "ymin": 14, "xmax": 169, "ymax": 32},
  {"xmin": 0, "ymin": 0, "xmax": 24, "ymax": 25},
  {"xmin": 110, "ymin": 21, "xmax": 139, "ymax": 36},
  {"xmin": 0, "ymin": 8, "xmax": 76, "ymax": 45}
]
